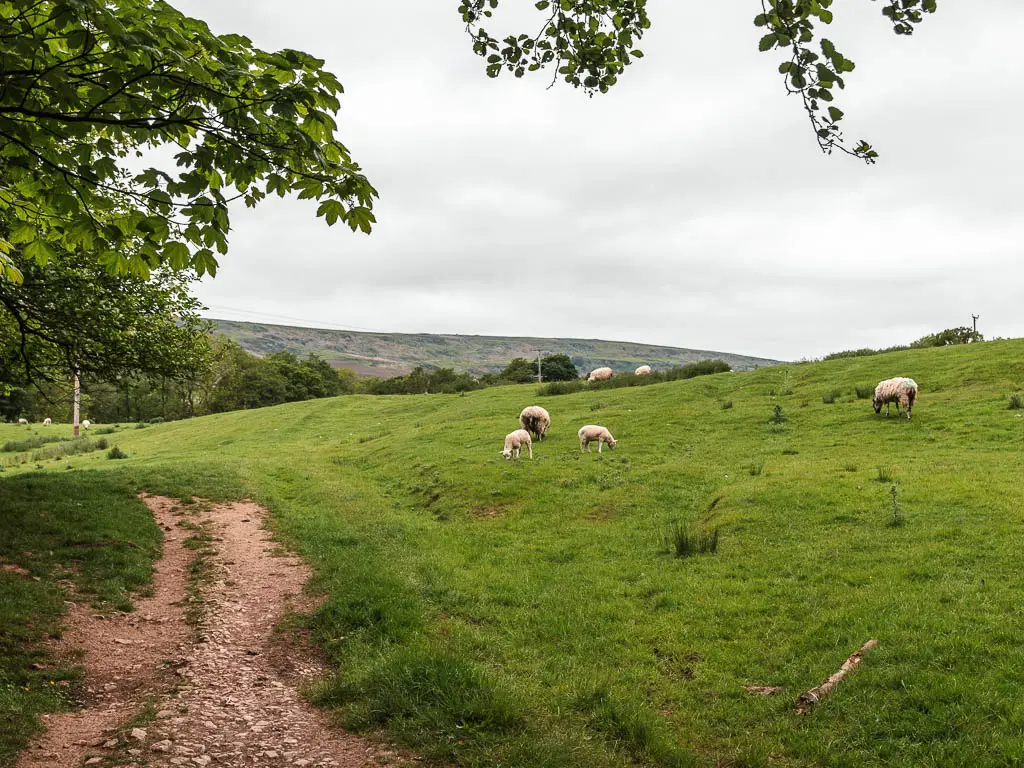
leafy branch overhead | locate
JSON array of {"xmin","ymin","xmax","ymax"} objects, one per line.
[
  {"xmin": 0, "ymin": 0, "xmax": 378, "ymax": 284},
  {"xmin": 460, "ymin": 0, "xmax": 939, "ymax": 163}
]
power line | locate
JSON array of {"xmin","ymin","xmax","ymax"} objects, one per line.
[{"xmin": 200, "ymin": 303, "xmax": 391, "ymax": 334}]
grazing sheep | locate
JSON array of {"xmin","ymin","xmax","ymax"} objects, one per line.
[
  {"xmin": 578, "ymin": 424, "xmax": 616, "ymax": 453},
  {"xmin": 635, "ymin": 365, "xmax": 652, "ymax": 376},
  {"xmin": 873, "ymin": 377, "xmax": 919, "ymax": 420},
  {"xmin": 519, "ymin": 405, "xmax": 551, "ymax": 441},
  {"xmin": 501, "ymin": 429, "xmax": 533, "ymax": 460},
  {"xmin": 42, "ymin": 418, "xmax": 52, "ymax": 426},
  {"xmin": 81, "ymin": 419, "xmax": 91, "ymax": 430},
  {"xmin": 588, "ymin": 367, "xmax": 614, "ymax": 383},
  {"xmin": 18, "ymin": 418, "xmax": 28, "ymax": 426}
]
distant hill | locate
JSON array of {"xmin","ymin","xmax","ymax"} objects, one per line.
[{"xmin": 209, "ymin": 319, "xmax": 784, "ymax": 378}]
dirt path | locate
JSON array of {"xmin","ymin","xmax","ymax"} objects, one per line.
[{"xmin": 17, "ymin": 495, "xmax": 402, "ymax": 768}]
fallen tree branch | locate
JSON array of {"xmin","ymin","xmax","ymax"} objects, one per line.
[{"xmin": 796, "ymin": 639, "xmax": 878, "ymax": 715}]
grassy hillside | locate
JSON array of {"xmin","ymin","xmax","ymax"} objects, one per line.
[
  {"xmin": 210, "ymin": 319, "xmax": 783, "ymax": 377},
  {"xmin": 3, "ymin": 339, "xmax": 1024, "ymax": 767}
]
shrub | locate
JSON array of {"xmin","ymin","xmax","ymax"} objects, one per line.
[
  {"xmin": 665, "ymin": 522, "xmax": 719, "ymax": 558},
  {"xmin": 1008, "ymin": 393, "xmax": 1024, "ymax": 411},
  {"xmin": 107, "ymin": 446, "xmax": 129, "ymax": 460},
  {"xmin": 855, "ymin": 384, "xmax": 875, "ymax": 399},
  {"xmin": 93, "ymin": 425, "xmax": 118, "ymax": 435},
  {"xmin": 748, "ymin": 459, "xmax": 765, "ymax": 476},
  {"xmin": 29, "ymin": 437, "xmax": 108, "ymax": 462},
  {"xmin": 149, "ymin": 416, "xmax": 165, "ymax": 424},
  {"xmin": 720, "ymin": 401, "xmax": 733, "ymax": 410},
  {"xmin": 3, "ymin": 434, "xmax": 63, "ymax": 453},
  {"xmin": 770, "ymin": 404, "xmax": 786, "ymax": 425},
  {"xmin": 537, "ymin": 379, "xmax": 585, "ymax": 396},
  {"xmin": 822, "ymin": 389, "xmax": 841, "ymax": 404}
]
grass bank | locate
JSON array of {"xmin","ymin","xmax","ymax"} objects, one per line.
[{"xmin": 2, "ymin": 339, "xmax": 1024, "ymax": 766}]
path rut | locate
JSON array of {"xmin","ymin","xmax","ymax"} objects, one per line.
[{"xmin": 17, "ymin": 495, "xmax": 401, "ymax": 768}]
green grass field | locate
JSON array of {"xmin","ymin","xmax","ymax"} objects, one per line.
[{"xmin": 2, "ymin": 340, "xmax": 1024, "ymax": 767}]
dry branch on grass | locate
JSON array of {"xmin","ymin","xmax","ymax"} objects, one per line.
[{"xmin": 796, "ymin": 639, "xmax": 878, "ymax": 715}]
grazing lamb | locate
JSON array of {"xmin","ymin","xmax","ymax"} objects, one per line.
[
  {"xmin": 43, "ymin": 418, "xmax": 52, "ymax": 426},
  {"xmin": 873, "ymin": 377, "xmax": 919, "ymax": 420},
  {"xmin": 578, "ymin": 424, "xmax": 616, "ymax": 453},
  {"xmin": 588, "ymin": 367, "xmax": 613, "ymax": 383},
  {"xmin": 81, "ymin": 419, "xmax": 91, "ymax": 430},
  {"xmin": 519, "ymin": 405, "xmax": 551, "ymax": 441},
  {"xmin": 18, "ymin": 418, "xmax": 28, "ymax": 426},
  {"xmin": 635, "ymin": 365, "xmax": 652, "ymax": 376},
  {"xmin": 501, "ymin": 429, "xmax": 533, "ymax": 460}
]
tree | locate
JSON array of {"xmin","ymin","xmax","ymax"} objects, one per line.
[
  {"xmin": 911, "ymin": 327, "xmax": 983, "ymax": 347},
  {"xmin": 460, "ymin": 0, "xmax": 938, "ymax": 162},
  {"xmin": 540, "ymin": 354, "xmax": 579, "ymax": 382},
  {"xmin": 0, "ymin": 0, "xmax": 377, "ymax": 284},
  {"xmin": 0, "ymin": 249, "xmax": 210, "ymax": 388},
  {"xmin": 499, "ymin": 357, "xmax": 538, "ymax": 383}
]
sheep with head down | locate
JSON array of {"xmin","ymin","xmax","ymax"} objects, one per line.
[
  {"xmin": 588, "ymin": 367, "xmax": 613, "ymax": 383},
  {"xmin": 578, "ymin": 424, "xmax": 616, "ymax": 453},
  {"xmin": 501, "ymin": 429, "xmax": 533, "ymax": 460},
  {"xmin": 635, "ymin": 365, "xmax": 652, "ymax": 376},
  {"xmin": 519, "ymin": 405, "xmax": 550, "ymax": 441},
  {"xmin": 873, "ymin": 377, "xmax": 919, "ymax": 420}
]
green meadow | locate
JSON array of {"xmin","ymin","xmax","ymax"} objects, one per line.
[{"xmin": 2, "ymin": 339, "xmax": 1024, "ymax": 767}]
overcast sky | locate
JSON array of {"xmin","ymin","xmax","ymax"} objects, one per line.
[{"xmin": 174, "ymin": 1, "xmax": 1024, "ymax": 361}]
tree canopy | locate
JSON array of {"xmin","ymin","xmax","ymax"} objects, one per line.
[
  {"xmin": 461, "ymin": 0, "xmax": 938, "ymax": 163},
  {"xmin": 0, "ymin": 0, "xmax": 377, "ymax": 285}
]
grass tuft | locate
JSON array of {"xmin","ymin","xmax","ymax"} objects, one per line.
[
  {"xmin": 665, "ymin": 522, "xmax": 719, "ymax": 558},
  {"xmin": 1008, "ymin": 393, "xmax": 1024, "ymax": 410}
]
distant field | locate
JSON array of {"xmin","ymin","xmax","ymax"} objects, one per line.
[
  {"xmin": 210, "ymin": 319, "xmax": 784, "ymax": 377},
  {"xmin": 3, "ymin": 339, "xmax": 1024, "ymax": 767}
]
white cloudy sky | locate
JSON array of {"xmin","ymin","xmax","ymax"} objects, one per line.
[{"xmin": 174, "ymin": 1, "xmax": 1024, "ymax": 361}]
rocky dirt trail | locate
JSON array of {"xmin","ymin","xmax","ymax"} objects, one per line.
[{"xmin": 17, "ymin": 495, "xmax": 403, "ymax": 768}]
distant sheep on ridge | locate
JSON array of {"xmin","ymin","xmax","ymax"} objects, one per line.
[
  {"xmin": 635, "ymin": 365, "xmax": 652, "ymax": 376},
  {"xmin": 588, "ymin": 367, "xmax": 613, "ymax": 383}
]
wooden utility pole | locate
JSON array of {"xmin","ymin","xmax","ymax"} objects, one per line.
[
  {"xmin": 972, "ymin": 314, "xmax": 980, "ymax": 334},
  {"xmin": 72, "ymin": 371, "xmax": 80, "ymax": 438},
  {"xmin": 535, "ymin": 350, "xmax": 548, "ymax": 383}
]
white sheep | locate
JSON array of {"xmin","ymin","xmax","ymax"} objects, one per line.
[
  {"xmin": 81, "ymin": 419, "xmax": 91, "ymax": 430},
  {"xmin": 18, "ymin": 418, "xmax": 28, "ymax": 426},
  {"xmin": 588, "ymin": 367, "xmax": 613, "ymax": 383},
  {"xmin": 501, "ymin": 429, "xmax": 533, "ymax": 460},
  {"xmin": 42, "ymin": 418, "xmax": 52, "ymax": 426},
  {"xmin": 578, "ymin": 424, "xmax": 616, "ymax": 453},
  {"xmin": 873, "ymin": 377, "xmax": 919, "ymax": 420},
  {"xmin": 519, "ymin": 406, "xmax": 551, "ymax": 441},
  {"xmin": 635, "ymin": 365, "xmax": 652, "ymax": 376}
]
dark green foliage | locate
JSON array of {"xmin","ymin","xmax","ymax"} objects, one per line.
[
  {"xmin": 822, "ymin": 389, "xmax": 841, "ymax": 404},
  {"xmin": 770, "ymin": 404, "xmax": 786, "ymax": 424},
  {"xmin": 539, "ymin": 354, "xmax": 580, "ymax": 382},
  {"xmin": 665, "ymin": 522, "xmax": 719, "ymax": 558},
  {"xmin": 0, "ymin": 0, "xmax": 376, "ymax": 284},
  {"xmin": 855, "ymin": 384, "xmax": 875, "ymax": 399},
  {"xmin": 361, "ymin": 366, "xmax": 483, "ymax": 396},
  {"xmin": 537, "ymin": 379, "xmax": 585, "ymax": 397},
  {"xmin": 107, "ymin": 446, "xmax": 129, "ymax": 460},
  {"xmin": 720, "ymin": 401, "xmax": 733, "ymax": 410},
  {"xmin": 462, "ymin": 0, "xmax": 939, "ymax": 163},
  {"xmin": 1009, "ymin": 393, "xmax": 1024, "ymax": 410},
  {"xmin": 499, "ymin": 357, "xmax": 538, "ymax": 384},
  {"xmin": 0, "ymin": 252, "xmax": 210, "ymax": 390},
  {"xmin": 3, "ymin": 434, "xmax": 63, "ymax": 453},
  {"xmin": 826, "ymin": 327, "xmax": 984, "ymax": 361},
  {"xmin": 748, "ymin": 459, "xmax": 765, "ymax": 476},
  {"xmin": 0, "ymin": 473, "xmax": 159, "ymax": 763}
]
